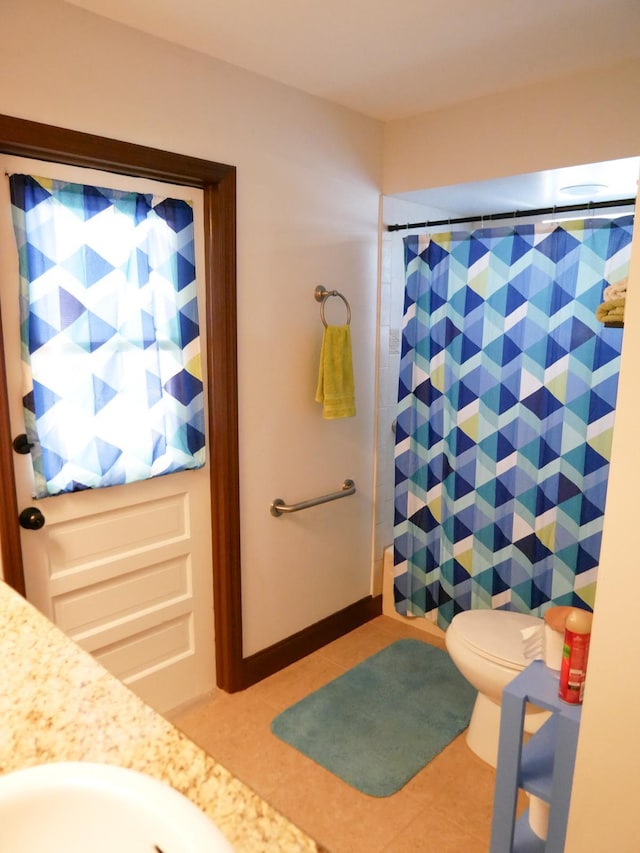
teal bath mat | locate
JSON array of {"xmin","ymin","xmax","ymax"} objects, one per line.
[{"xmin": 270, "ymin": 638, "xmax": 475, "ymax": 797}]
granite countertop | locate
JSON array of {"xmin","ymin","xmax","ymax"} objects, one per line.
[{"xmin": 0, "ymin": 580, "xmax": 320, "ymax": 852}]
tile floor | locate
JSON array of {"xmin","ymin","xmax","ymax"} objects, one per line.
[{"xmin": 170, "ymin": 615, "xmax": 524, "ymax": 852}]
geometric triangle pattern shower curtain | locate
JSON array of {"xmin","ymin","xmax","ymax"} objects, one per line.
[
  {"xmin": 9, "ymin": 174, "xmax": 205, "ymax": 498},
  {"xmin": 394, "ymin": 216, "xmax": 633, "ymax": 630}
]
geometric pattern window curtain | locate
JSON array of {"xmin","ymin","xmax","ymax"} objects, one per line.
[
  {"xmin": 9, "ymin": 174, "xmax": 205, "ymax": 498},
  {"xmin": 394, "ymin": 216, "xmax": 633, "ymax": 630}
]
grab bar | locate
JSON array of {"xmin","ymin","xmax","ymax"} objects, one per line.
[{"xmin": 270, "ymin": 479, "xmax": 356, "ymax": 517}]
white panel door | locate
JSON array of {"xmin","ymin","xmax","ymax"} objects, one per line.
[{"xmin": 0, "ymin": 156, "xmax": 215, "ymax": 715}]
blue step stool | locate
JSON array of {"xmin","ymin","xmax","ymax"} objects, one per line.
[{"xmin": 490, "ymin": 661, "xmax": 582, "ymax": 852}]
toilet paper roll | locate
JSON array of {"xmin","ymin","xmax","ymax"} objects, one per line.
[
  {"xmin": 528, "ymin": 794, "xmax": 550, "ymax": 840},
  {"xmin": 544, "ymin": 623, "xmax": 564, "ymax": 670},
  {"xmin": 543, "ymin": 605, "xmax": 572, "ymax": 671}
]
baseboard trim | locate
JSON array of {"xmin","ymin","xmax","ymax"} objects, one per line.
[{"xmin": 238, "ymin": 594, "xmax": 383, "ymax": 691}]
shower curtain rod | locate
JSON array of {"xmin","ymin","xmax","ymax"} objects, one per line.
[{"xmin": 386, "ymin": 196, "xmax": 636, "ymax": 232}]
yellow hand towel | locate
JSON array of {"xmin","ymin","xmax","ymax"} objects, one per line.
[{"xmin": 315, "ymin": 324, "xmax": 356, "ymax": 419}]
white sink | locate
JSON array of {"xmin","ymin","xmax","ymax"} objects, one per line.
[{"xmin": 0, "ymin": 762, "xmax": 235, "ymax": 852}]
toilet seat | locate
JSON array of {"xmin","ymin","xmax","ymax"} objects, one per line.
[{"xmin": 448, "ymin": 609, "xmax": 543, "ymax": 669}]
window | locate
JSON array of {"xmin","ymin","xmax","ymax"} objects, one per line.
[{"xmin": 10, "ymin": 174, "xmax": 205, "ymax": 497}]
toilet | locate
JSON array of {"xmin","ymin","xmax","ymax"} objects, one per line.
[{"xmin": 445, "ymin": 609, "xmax": 551, "ymax": 767}]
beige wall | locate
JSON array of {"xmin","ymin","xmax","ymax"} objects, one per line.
[
  {"xmin": 564, "ymin": 191, "xmax": 640, "ymax": 852},
  {"xmin": 384, "ymin": 60, "xmax": 640, "ymax": 195},
  {"xmin": 382, "ymin": 62, "xmax": 640, "ymax": 851},
  {"xmin": 0, "ymin": 0, "xmax": 383, "ymax": 655}
]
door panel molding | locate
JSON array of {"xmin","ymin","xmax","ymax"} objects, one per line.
[{"xmin": 0, "ymin": 114, "xmax": 242, "ymax": 691}]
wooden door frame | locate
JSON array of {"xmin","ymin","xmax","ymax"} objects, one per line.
[
  {"xmin": 0, "ymin": 113, "xmax": 244, "ymax": 691},
  {"xmin": 0, "ymin": 114, "xmax": 382, "ymax": 696}
]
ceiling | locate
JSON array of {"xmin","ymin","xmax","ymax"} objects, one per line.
[
  {"xmin": 64, "ymin": 0, "xmax": 640, "ymax": 214},
  {"xmin": 65, "ymin": 0, "xmax": 640, "ymax": 122}
]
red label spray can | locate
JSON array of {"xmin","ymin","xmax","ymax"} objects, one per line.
[{"xmin": 559, "ymin": 608, "xmax": 593, "ymax": 704}]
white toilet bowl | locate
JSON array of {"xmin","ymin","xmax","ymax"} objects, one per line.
[{"xmin": 446, "ymin": 609, "xmax": 551, "ymax": 767}]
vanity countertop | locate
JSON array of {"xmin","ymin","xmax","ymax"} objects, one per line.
[{"xmin": 0, "ymin": 580, "xmax": 320, "ymax": 852}]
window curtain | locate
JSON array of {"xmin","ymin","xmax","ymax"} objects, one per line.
[
  {"xmin": 394, "ymin": 216, "xmax": 633, "ymax": 629},
  {"xmin": 10, "ymin": 174, "xmax": 205, "ymax": 498}
]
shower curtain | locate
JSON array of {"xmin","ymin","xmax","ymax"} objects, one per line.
[{"xmin": 393, "ymin": 216, "xmax": 634, "ymax": 629}]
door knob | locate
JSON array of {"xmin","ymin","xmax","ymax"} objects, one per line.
[
  {"xmin": 18, "ymin": 506, "xmax": 45, "ymax": 530},
  {"xmin": 12, "ymin": 434, "xmax": 33, "ymax": 455}
]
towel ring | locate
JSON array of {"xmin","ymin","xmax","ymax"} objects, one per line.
[{"xmin": 314, "ymin": 285, "xmax": 351, "ymax": 327}]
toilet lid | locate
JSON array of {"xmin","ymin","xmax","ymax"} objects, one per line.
[{"xmin": 449, "ymin": 609, "xmax": 543, "ymax": 667}]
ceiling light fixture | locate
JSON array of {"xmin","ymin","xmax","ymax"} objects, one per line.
[{"xmin": 559, "ymin": 183, "xmax": 609, "ymax": 197}]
